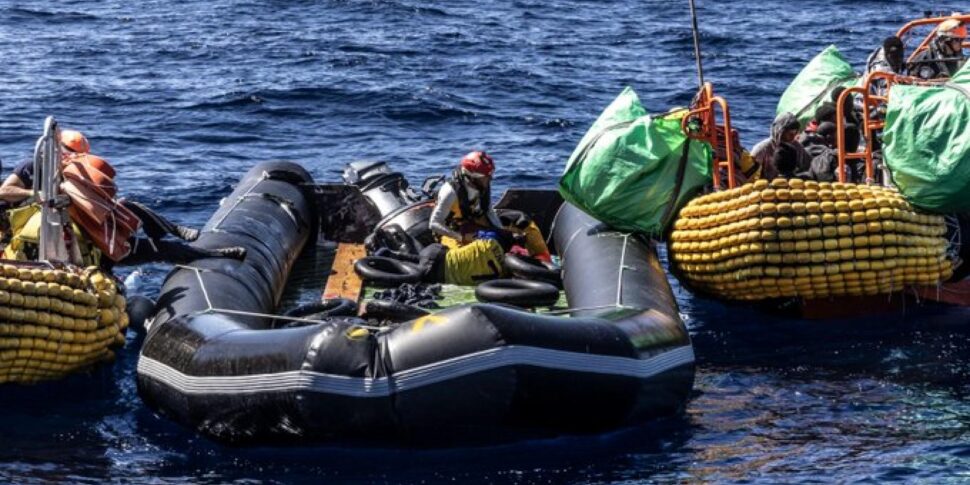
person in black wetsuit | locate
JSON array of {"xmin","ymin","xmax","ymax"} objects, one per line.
[{"xmin": 0, "ymin": 130, "xmax": 245, "ymax": 266}]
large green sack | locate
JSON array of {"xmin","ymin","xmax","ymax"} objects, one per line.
[
  {"xmin": 558, "ymin": 87, "xmax": 712, "ymax": 236},
  {"xmin": 883, "ymin": 63, "xmax": 970, "ymax": 213},
  {"xmin": 777, "ymin": 45, "xmax": 859, "ymax": 128}
]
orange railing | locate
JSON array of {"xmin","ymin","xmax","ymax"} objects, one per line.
[
  {"xmin": 835, "ymin": 71, "xmax": 946, "ymax": 183},
  {"xmin": 830, "ymin": 14, "xmax": 967, "ymax": 184},
  {"xmin": 682, "ymin": 82, "xmax": 737, "ymax": 190},
  {"xmin": 897, "ymin": 13, "xmax": 970, "ymax": 64},
  {"xmin": 834, "ymin": 85, "xmax": 869, "ymax": 184}
]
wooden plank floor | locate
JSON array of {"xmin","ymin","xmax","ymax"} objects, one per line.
[{"xmin": 322, "ymin": 243, "xmax": 367, "ymax": 303}]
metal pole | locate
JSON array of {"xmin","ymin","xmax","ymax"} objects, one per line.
[
  {"xmin": 35, "ymin": 116, "xmax": 71, "ymax": 263},
  {"xmin": 688, "ymin": 0, "xmax": 705, "ymax": 87}
]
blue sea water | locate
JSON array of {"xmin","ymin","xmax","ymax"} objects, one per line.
[{"xmin": 1, "ymin": 1, "xmax": 969, "ymax": 483}]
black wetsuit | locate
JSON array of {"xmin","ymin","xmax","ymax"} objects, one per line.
[
  {"xmin": 111, "ymin": 200, "xmax": 211, "ymax": 268},
  {"xmin": 5, "ymin": 159, "xmax": 218, "ymax": 267}
]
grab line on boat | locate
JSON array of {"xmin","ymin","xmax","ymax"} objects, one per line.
[
  {"xmin": 540, "ymin": 232, "xmax": 637, "ymax": 316},
  {"xmin": 210, "ymin": 171, "xmax": 268, "ymax": 231},
  {"xmin": 173, "ymin": 264, "xmax": 387, "ymax": 330},
  {"xmin": 616, "ymin": 234, "xmax": 628, "ymax": 307}
]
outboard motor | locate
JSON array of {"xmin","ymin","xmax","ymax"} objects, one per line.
[
  {"xmin": 344, "ymin": 161, "xmax": 438, "ymax": 249},
  {"xmin": 343, "ymin": 161, "xmax": 416, "ymax": 216}
]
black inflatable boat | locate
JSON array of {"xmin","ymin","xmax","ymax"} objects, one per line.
[{"xmin": 136, "ymin": 161, "xmax": 695, "ymax": 444}]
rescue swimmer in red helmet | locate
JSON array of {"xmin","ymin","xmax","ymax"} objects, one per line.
[
  {"xmin": 418, "ymin": 150, "xmax": 552, "ymax": 285},
  {"xmin": 0, "ymin": 129, "xmax": 246, "ymax": 268},
  {"xmin": 429, "ymin": 151, "xmax": 501, "ymax": 245}
]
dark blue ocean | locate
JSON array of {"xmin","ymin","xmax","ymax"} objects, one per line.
[{"xmin": 1, "ymin": 1, "xmax": 970, "ymax": 483}]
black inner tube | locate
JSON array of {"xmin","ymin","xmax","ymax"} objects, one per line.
[
  {"xmin": 475, "ymin": 278, "xmax": 560, "ymax": 308},
  {"xmin": 354, "ymin": 256, "xmax": 424, "ymax": 287},
  {"xmin": 504, "ymin": 253, "xmax": 562, "ymax": 287}
]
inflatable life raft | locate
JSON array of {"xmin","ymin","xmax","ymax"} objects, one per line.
[{"xmin": 136, "ymin": 162, "xmax": 694, "ymax": 444}]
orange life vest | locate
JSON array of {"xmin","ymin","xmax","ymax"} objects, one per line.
[
  {"xmin": 60, "ymin": 160, "xmax": 141, "ymax": 262},
  {"xmin": 72, "ymin": 153, "xmax": 117, "ymax": 179}
]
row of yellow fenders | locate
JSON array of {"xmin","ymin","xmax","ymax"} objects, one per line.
[
  {"xmin": 0, "ymin": 263, "xmax": 127, "ymax": 384},
  {"xmin": 669, "ymin": 179, "xmax": 953, "ymax": 300}
]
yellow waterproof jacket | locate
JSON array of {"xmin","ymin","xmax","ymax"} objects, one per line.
[{"xmin": 3, "ymin": 204, "xmax": 101, "ymax": 266}]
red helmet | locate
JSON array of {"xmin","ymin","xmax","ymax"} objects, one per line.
[{"xmin": 459, "ymin": 151, "xmax": 495, "ymax": 178}]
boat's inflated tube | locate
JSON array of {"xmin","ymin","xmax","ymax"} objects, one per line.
[{"xmin": 137, "ymin": 165, "xmax": 694, "ymax": 444}]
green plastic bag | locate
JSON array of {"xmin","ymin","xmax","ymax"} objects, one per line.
[
  {"xmin": 777, "ymin": 45, "xmax": 859, "ymax": 128},
  {"xmin": 883, "ymin": 62, "xmax": 970, "ymax": 213},
  {"xmin": 558, "ymin": 87, "xmax": 712, "ymax": 236}
]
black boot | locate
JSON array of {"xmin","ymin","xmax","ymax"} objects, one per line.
[
  {"xmin": 214, "ymin": 247, "xmax": 247, "ymax": 260},
  {"xmin": 175, "ymin": 226, "xmax": 200, "ymax": 242},
  {"xmin": 123, "ymin": 200, "xmax": 200, "ymax": 242}
]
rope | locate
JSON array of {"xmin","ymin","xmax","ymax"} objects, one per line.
[
  {"xmin": 538, "ymin": 229, "xmax": 636, "ymax": 316},
  {"xmin": 945, "ymin": 214, "xmax": 962, "ymax": 272},
  {"xmin": 175, "ymin": 264, "xmax": 385, "ymax": 330},
  {"xmin": 616, "ymin": 233, "xmax": 629, "ymax": 307},
  {"xmin": 211, "ymin": 171, "xmax": 268, "ymax": 231},
  {"xmin": 183, "ymin": 264, "xmax": 214, "ymax": 310}
]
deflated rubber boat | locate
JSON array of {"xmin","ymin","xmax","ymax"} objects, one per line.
[{"xmin": 136, "ymin": 161, "xmax": 694, "ymax": 444}]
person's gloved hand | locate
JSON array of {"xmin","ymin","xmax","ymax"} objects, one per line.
[
  {"xmin": 494, "ymin": 229, "xmax": 525, "ymax": 251},
  {"xmin": 507, "ymin": 245, "xmax": 530, "ymax": 257}
]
